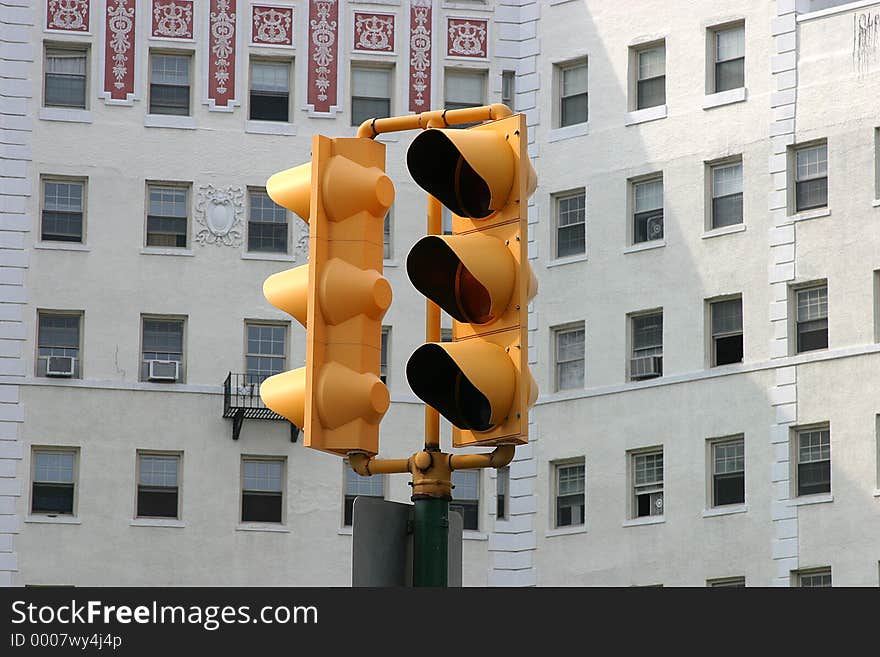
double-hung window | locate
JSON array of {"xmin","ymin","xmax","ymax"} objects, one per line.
[
  {"xmin": 632, "ymin": 177, "xmax": 663, "ymax": 243},
  {"xmin": 797, "ymin": 568, "xmax": 832, "ymax": 587},
  {"xmin": 796, "ymin": 285, "xmax": 828, "ymax": 353},
  {"xmin": 146, "ymin": 184, "xmax": 188, "ymax": 248},
  {"xmin": 149, "ymin": 53, "xmax": 191, "ymax": 116},
  {"xmin": 496, "ymin": 466, "xmax": 509, "ymax": 520},
  {"xmin": 44, "ymin": 46, "xmax": 87, "ymax": 109},
  {"xmin": 351, "ymin": 66, "xmax": 392, "ymax": 126},
  {"xmin": 444, "ymin": 70, "xmax": 485, "ymax": 110},
  {"xmin": 711, "ymin": 160, "xmax": 743, "ymax": 228},
  {"xmin": 31, "ymin": 449, "xmax": 77, "ymax": 516},
  {"xmin": 242, "ymin": 458, "xmax": 285, "ymax": 523},
  {"xmin": 42, "ymin": 179, "xmax": 84, "ymax": 243},
  {"xmin": 136, "ymin": 453, "xmax": 181, "ymax": 519},
  {"xmin": 796, "ymin": 427, "xmax": 831, "ymax": 497},
  {"xmin": 794, "ymin": 143, "xmax": 828, "ymax": 212},
  {"xmin": 555, "ymin": 462, "xmax": 585, "ymax": 528},
  {"xmin": 248, "ymin": 189, "xmax": 288, "ymax": 253},
  {"xmin": 711, "ymin": 438, "xmax": 745, "ymax": 506},
  {"xmin": 632, "ymin": 450, "xmax": 664, "ymax": 518},
  {"xmin": 713, "ymin": 25, "xmax": 745, "ymax": 92},
  {"xmin": 250, "ymin": 60, "xmax": 290, "ymax": 122},
  {"xmin": 710, "ymin": 297, "xmax": 743, "ymax": 366},
  {"xmin": 245, "ymin": 323, "xmax": 286, "ymax": 385},
  {"xmin": 344, "ymin": 466, "xmax": 385, "ymax": 526},
  {"xmin": 555, "ymin": 190, "xmax": 586, "ymax": 258},
  {"xmin": 636, "ymin": 45, "xmax": 665, "ymax": 110},
  {"xmin": 141, "ymin": 317, "xmax": 185, "ymax": 382},
  {"xmin": 37, "ymin": 311, "xmax": 81, "ymax": 378},
  {"xmin": 451, "ymin": 469, "xmax": 479, "ymax": 531},
  {"xmin": 630, "ymin": 311, "xmax": 663, "ymax": 380},
  {"xmin": 559, "ymin": 60, "xmax": 588, "ymax": 127},
  {"xmin": 554, "ymin": 324, "xmax": 585, "ymax": 391},
  {"xmin": 501, "ymin": 70, "xmax": 515, "ymax": 108}
]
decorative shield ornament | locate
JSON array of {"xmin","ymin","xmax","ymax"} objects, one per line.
[{"xmin": 195, "ymin": 184, "xmax": 244, "ymax": 246}]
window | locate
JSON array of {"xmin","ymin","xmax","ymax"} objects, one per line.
[
  {"xmin": 146, "ymin": 184, "xmax": 188, "ymax": 248},
  {"xmin": 796, "ymin": 568, "xmax": 832, "ymax": 587},
  {"xmin": 149, "ymin": 52, "xmax": 191, "ymax": 116},
  {"xmin": 442, "ymin": 207, "xmax": 453, "ymax": 235},
  {"xmin": 795, "ymin": 426, "xmax": 831, "ymax": 497},
  {"xmin": 501, "ymin": 70, "xmax": 515, "ymax": 108},
  {"xmin": 440, "ymin": 327, "xmax": 453, "ymax": 342},
  {"xmin": 632, "ymin": 176, "xmax": 663, "ymax": 243},
  {"xmin": 708, "ymin": 576, "xmax": 745, "ymax": 587},
  {"xmin": 343, "ymin": 465, "xmax": 384, "ymax": 526},
  {"xmin": 44, "ymin": 45, "xmax": 87, "ymax": 109},
  {"xmin": 558, "ymin": 60, "xmax": 587, "ymax": 127},
  {"xmin": 635, "ymin": 44, "xmax": 665, "ymax": 110},
  {"xmin": 351, "ymin": 65, "xmax": 392, "ymax": 126},
  {"xmin": 383, "ymin": 210, "xmax": 392, "ymax": 260},
  {"xmin": 554, "ymin": 461, "xmax": 585, "ymax": 528},
  {"xmin": 380, "ymin": 326, "xmax": 390, "ymax": 384},
  {"xmin": 630, "ymin": 311, "xmax": 663, "ymax": 380},
  {"xmin": 36, "ymin": 311, "xmax": 82, "ymax": 378},
  {"xmin": 554, "ymin": 324, "xmax": 585, "ymax": 391},
  {"xmin": 632, "ymin": 449, "xmax": 664, "ymax": 518},
  {"xmin": 554, "ymin": 190, "xmax": 586, "ymax": 258},
  {"xmin": 41, "ymin": 178, "xmax": 84, "ymax": 243},
  {"xmin": 794, "ymin": 143, "xmax": 828, "ymax": 212},
  {"xmin": 445, "ymin": 69, "xmax": 486, "ymax": 110},
  {"xmin": 451, "ymin": 469, "xmax": 479, "ymax": 531},
  {"xmin": 711, "ymin": 437, "xmax": 744, "ymax": 506},
  {"xmin": 241, "ymin": 458, "xmax": 284, "ymax": 523},
  {"xmin": 248, "ymin": 189, "xmax": 288, "ymax": 253},
  {"xmin": 136, "ymin": 453, "xmax": 180, "ymax": 519},
  {"xmin": 710, "ymin": 297, "xmax": 743, "ymax": 366},
  {"xmin": 250, "ymin": 60, "xmax": 290, "ymax": 122},
  {"xmin": 31, "ymin": 449, "xmax": 77, "ymax": 515},
  {"xmin": 496, "ymin": 466, "xmax": 509, "ymax": 520},
  {"xmin": 245, "ymin": 322, "xmax": 286, "ymax": 385},
  {"xmin": 141, "ymin": 317, "xmax": 185, "ymax": 382},
  {"xmin": 710, "ymin": 160, "xmax": 743, "ymax": 228},
  {"xmin": 795, "ymin": 284, "xmax": 828, "ymax": 353},
  {"xmin": 712, "ymin": 24, "xmax": 745, "ymax": 92}
]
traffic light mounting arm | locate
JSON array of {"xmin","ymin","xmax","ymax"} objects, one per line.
[{"xmin": 356, "ymin": 103, "xmax": 513, "ymax": 140}]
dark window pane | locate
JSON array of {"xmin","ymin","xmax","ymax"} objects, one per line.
[
  {"xmin": 137, "ymin": 488, "xmax": 178, "ymax": 518},
  {"xmin": 712, "ymin": 193, "xmax": 743, "ymax": 228},
  {"xmin": 797, "ymin": 319, "xmax": 828, "ymax": 353},
  {"xmin": 636, "ymin": 493, "xmax": 652, "ymax": 517},
  {"xmin": 556, "ymin": 493, "xmax": 585, "ymax": 527},
  {"xmin": 714, "ymin": 334, "xmax": 743, "ymax": 366},
  {"xmin": 45, "ymin": 74, "xmax": 86, "ymax": 108},
  {"xmin": 32, "ymin": 483, "xmax": 74, "ymax": 514},
  {"xmin": 798, "ymin": 461, "xmax": 830, "ymax": 496},
  {"xmin": 248, "ymin": 222, "xmax": 288, "ymax": 252},
  {"xmin": 715, "ymin": 58, "xmax": 744, "ymax": 92},
  {"xmin": 351, "ymin": 97, "xmax": 391, "ymax": 126},
  {"xmin": 147, "ymin": 215, "xmax": 187, "ymax": 247},
  {"xmin": 714, "ymin": 473, "xmax": 745, "ymax": 506},
  {"xmin": 637, "ymin": 76, "xmax": 665, "ymax": 109},
  {"xmin": 450, "ymin": 501, "xmax": 478, "ymax": 531},
  {"xmin": 634, "ymin": 209, "xmax": 664, "ymax": 243},
  {"xmin": 344, "ymin": 495, "xmax": 356, "ymax": 526},
  {"xmin": 150, "ymin": 84, "xmax": 190, "ymax": 115},
  {"xmin": 242, "ymin": 492, "xmax": 282, "ymax": 522},
  {"xmin": 561, "ymin": 93, "xmax": 587, "ymax": 127},
  {"xmin": 41, "ymin": 211, "xmax": 83, "ymax": 242},
  {"xmin": 497, "ymin": 494, "xmax": 506, "ymax": 519},
  {"xmin": 796, "ymin": 178, "xmax": 828, "ymax": 212},
  {"xmin": 557, "ymin": 223, "xmax": 585, "ymax": 257},
  {"xmin": 250, "ymin": 92, "xmax": 289, "ymax": 122}
]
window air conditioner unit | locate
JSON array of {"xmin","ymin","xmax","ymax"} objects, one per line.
[
  {"xmin": 630, "ymin": 355, "xmax": 662, "ymax": 380},
  {"xmin": 46, "ymin": 356, "xmax": 75, "ymax": 377},
  {"xmin": 148, "ymin": 360, "xmax": 179, "ymax": 382}
]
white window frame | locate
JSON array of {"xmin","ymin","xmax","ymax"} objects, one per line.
[
  {"xmin": 553, "ymin": 459, "xmax": 585, "ymax": 529},
  {"xmin": 244, "ymin": 321, "xmax": 288, "ymax": 384},
  {"xmin": 30, "ymin": 447, "xmax": 79, "ymax": 517},
  {"xmin": 350, "ymin": 63, "xmax": 393, "ymax": 126},
  {"xmin": 792, "ymin": 282, "xmax": 828, "ymax": 354},
  {"xmin": 707, "ymin": 576, "xmax": 746, "ymax": 587},
  {"xmin": 383, "ymin": 208, "xmax": 393, "ymax": 260},
  {"xmin": 709, "ymin": 22, "xmax": 745, "ymax": 94},
  {"xmin": 631, "ymin": 42, "xmax": 666, "ymax": 111},
  {"xmin": 553, "ymin": 189, "xmax": 586, "ymax": 259},
  {"xmin": 36, "ymin": 309, "xmax": 83, "ymax": 379},
  {"xmin": 629, "ymin": 448, "xmax": 664, "ymax": 519},
  {"xmin": 553, "ymin": 323, "xmax": 585, "ymax": 392},
  {"xmin": 708, "ymin": 157, "xmax": 744, "ymax": 230},
  {"xmin": 444, "ymin": 68, "xmax": 487, "ymax": 111},
  {"xmin": 708, "ymin": 435, "xmax": 745, "ymax": 508},
  {"xmin": 501, "ymin": 70, "xmax": 515, "ymax": 109},
  {"xmin": 630, "ymin": 174, "xmax": 664, "ymax": 245},
  {"xmin": 451, "ymin": 468, "xmax": 480, "ymax": 532},
  {"xmin": 43, "ymin": 43, "xmax": 89, "ymax": 110},
  {"xmin": 40, "ymin": 176, "xmax": 86, "ymax": 244},
  {"xmin": 248, "ymin": 57, "xmax": 292, "ymax": 123},
  {"xmin": 148, "ymin": 50, "xmax": 193, "ymax": 117},
  {"xmin": 247, "ymin": 187, "xmax": 290, "ymax": 254},
  {"xmin": 708, "ymin": 295, "xmax": 743, "ymax": 367},
  {"xmin": 496, "ymin": 465, "xmax": 509, "ymax": 521},
  {"xmin": 135, "ymin": 451, "xmax": 182, "ymax": 520},
  {"xmin": 240, "ymin": 456, "xmax": 286, "ymax": 525},
  {"xmin": 140, "ymin": 314, "xmax": 187, "ymax": 383},
  {"xmin": 790, "ymin": 141, "xmax": 828, "ymax": 214},
  {"xmin": 629, "ymin": 309, "xmax": 663, "ymax": 381},
  {"xmin": 380, "ymin": 326, "xmax": 390, "ymax": 385},
  {"xmin": 792, "ymin": 424, "xmax": 831, "ymax": 498},
  {"xmin": 795, "ymin": 567, "xmax": 832, "ymax": 587},
  {"xmin": 556, "ymin": 58, "xmax": 588, "ymax": 128},
  {"xmin": 145, "ymin": 181, "xmax": 191, "ymax": 249}
]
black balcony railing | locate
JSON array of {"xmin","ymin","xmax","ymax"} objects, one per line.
[{"xmin": 223, "ymin": 372, "xmax": 299, "ymax": 442}]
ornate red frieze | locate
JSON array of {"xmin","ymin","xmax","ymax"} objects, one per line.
[
  {"xmin": 447, "ymin": 17, "xmax": 487, "ymax": 59},
  {"xmin": 354, "ymin": 12, "xmax": 394, "ymax": 53},
  {"xmin": 252, "ymin": 4, "xmax": 293, "ymax": 46},
  {"xmin": 307, "ymin": 0, "xmax": 339, "ymax": 113},
  {"xmin": 103, "ymin": 0, "xmax": 136, "ymax": 100},
  {"xmin": 151, "ymin": 0, "xmax": 194, "ymax": 40},
  {"xmin": 47, "ymin": 0, "xmax": 90, "ymax": 32},
  {"xmin": 208, "ymin": 0, "xmax": 237, "ymax": 108},
  {"xmin": 408, "ymin": 0, "xmax": 432, "ymax": 112}
]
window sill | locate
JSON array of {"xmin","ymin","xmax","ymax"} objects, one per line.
[
  {"xmin": 624, "ymin": 104, "xmax": 667, "ymax": 126},
  {"xmin": 376, "ymin": 133, "xmax": 400, "ymax": 144},
  {"xmin": 701, "ymin": 504, "xmax": 747, "ymax": 518},
  {"xmin": 547, "ymin": 122, "xmax": 589, "ymax": 143},
  {"xmin": 337, "ymin": 526, "xmax": 353, "ymax": 536},
  {"xmin": 236, "ymin": 524, "xmax": 290, "ymax": 533},
  {"xmin": 245, "ymin": 120, "xmax": 297, "ymax": 136},
  {"xmin": 39, "ymin": 107, "xmax": 92, "ymax": 123},
  {"xmin": 34, "ymin": 242, "xmax": 90, "ymax": 252},
  {"xmin": 241, "ymin": 252, "xmax": 295, "ymax": 262},
  {"xmin": 383, "ymin": 259, "xmax": 399, "ymax": 268},
  {"xmin": 130, "ymin": 518, "xmax": 185, "ymax": 528},
  {"xmin": 702, "ymin": 87, "xmax": 747, "ymax": 110},
  {"xmin": 873, "ymin": 489, "xmax": 880, "ymax": 497},
  {"xmin": 546, "ymin": 253, "xmax": 587, "ymax": 268},
  {"xmin": 872, "ymin": 199, "xmax": 880, "ymax": 208},
  {"xmin": 790, "ymin": 207, "xmax": 830, "ymax": 223},
  {"xmin": 25, "ymin": 515, "xmax": 81, "ymax": 525},
  {"xmin": 623, "ymin": 240, "xmax": 665, "ymax": 254},
  {"xmin": 546, "ymin": 524, "xmax": 587, "ymax": 538},
  {"xmin": 789, "ymin": 493, "xmax": 833, "ymax": 507},
  {"xmin": 140, "ymin": 247, "xmax": 194, "ymax": 257},
  {"xmin": 702, "ymin": 224, "xmax": 746, "ymax": 239},
  {"xmin": 144, "ymin": 114, "xmax": 198, "ymax": 130},
  {"xmin": 622, "ymin": 516, "xmax": 665, "ymax": 528},
  {"xmin": 463, "ymin": 531, "xmax": 488, "ymax": 541}
]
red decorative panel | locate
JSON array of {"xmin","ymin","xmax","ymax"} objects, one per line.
[
  {"xmin": 408, "ymin": 0, "xmax": 432, "ymax": 113},
  {"xmin": 103, "ymin": 0, "xmax": 136, "ymax": 100},
  {"xmin": 47, "ymin": 0, "xmax": 90, "ymax": 32},
  {"xmin": 252, "ymin": 5, "xmax": 293, "ymax": 46},
  {"xmin": 354, "ymin": 12, "xmax": 394, "ymax": 53},
  {"xmin": 447, "ymin": 17, "xmax": 487, "ymax": 59},
  {"xmin": 307, "ymin": 0, "xmax": 339, "ymax": 113},
  {"xmin": 208, "ymin": 0, "xmax": 237, "ymax": 108},
  {"xmin": 151, "ymin": 0, "xmax": 194, "ymax": 40}
]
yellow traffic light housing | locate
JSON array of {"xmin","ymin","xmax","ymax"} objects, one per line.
[
  {"xmin": 406, "ymin": 113, "xmax": 538, "ymax": 447},
  {"xmin": 260, "ymin": 135, "xmax": 394, "ymax": 457}
]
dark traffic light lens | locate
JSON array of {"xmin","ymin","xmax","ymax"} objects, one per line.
[
  {"xmin": 453, "ymin": 370, "xmax": 492, "ymax": 431},
  {"xmin": 455, "ymin": 263, "xmax": 492, "ymax": 324},
  {"xmin": 453, "ymin": 156, "xmax": 492, "ymax": 219}
]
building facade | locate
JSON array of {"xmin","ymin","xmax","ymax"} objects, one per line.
[{"xmin": 1, "ymin": 0, "xmax": 879, "ymax": 586}]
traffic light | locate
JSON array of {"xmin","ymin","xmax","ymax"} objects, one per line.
[
  {"xmin": 259, "ymin": 135, "xmax": 394, "ymax": 457},
  {"xmin": 405, "ymin": 113, "xmax": 538, "ymax": 447}
]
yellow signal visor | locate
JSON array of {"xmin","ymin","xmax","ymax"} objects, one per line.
[
  {"xmin": 266, "ymin": 162, "xmax": 312, "ymax": 224},
  {"xmin": 262, "ymin": 264, "xmax": 309, "ymax": 328},
  {"xmin": 406, "ymin": 341, "xmax": 515, "ymax": 432},
  {"xmin": 260, "ymin": 367, "xmax": 306, "ymax": 428}
]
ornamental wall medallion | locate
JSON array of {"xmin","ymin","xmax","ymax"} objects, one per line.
[
  {"xmin": 47, "ymin": 0, "xmax": 90, "ymax": 32},
  {"xmin": 209, "ymin": 0, "xmax": 238, "ymax": 108},
  {"xmin": 293, "ymin": 220, "xmax": 310, "ymax": 262},
  {"xmin": 252, "ymin": 5, "xmax": 293, "ymax": 46},
  {"xmin": 408, "ymin": 0, "xmax": 432, "ymax": 112},
  {"xmin": 354, "ymin": 12, "xmax": 394, "ymax": 53},
  {"xmin": 103, "ymin": 0, "xmax": 136, "ymax": 100},
  {"xmin": 447, "ymin": 17, "xmax": 487, "ymax": 59},
  {"xmin": 151, "ymin": 0, "xmax": 194, "ymax": 39},
  {"xmin": 195, "ymin": 185, "xmax": 244, "ymax": 247},
  {"xmin": 307, "ymin": 0, "xmax": 339, "ymax": 112}
]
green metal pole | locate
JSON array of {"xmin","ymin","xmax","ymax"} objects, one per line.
[{"xmin": 413, "ymin": 497, "xmax": 448, "ymax": 587}]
